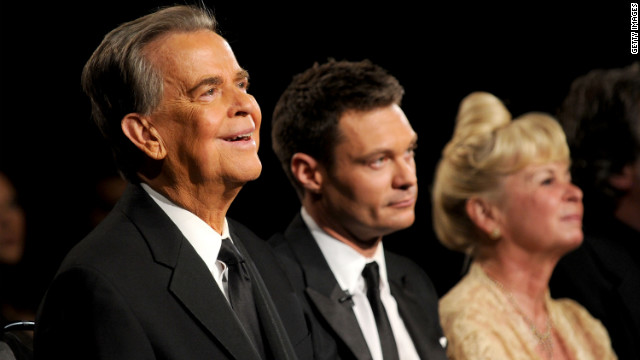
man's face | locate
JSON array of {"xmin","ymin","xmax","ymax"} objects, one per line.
[
  {"xmin": 319, "ymin": 104, "xmax": 418, "ymax": 242},
  {"xmin": 145, "ymin": 30, "xmax": 262, "ymax": 188}
]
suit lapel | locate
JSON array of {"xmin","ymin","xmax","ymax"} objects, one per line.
[
  {"xmin": 284, "ymin": 215, "xmax": 372, "ymax": 360},
  {"xmin": 120, "ymin": 184, "xmax": 262, "ymax": 360},
  {"xmin": 170, "ymin": 248, "xmax": 262, "ymax": 360},
  {"xmin": 305, "ymin": 286, "xmax": 372, "ymax": 359},
  {"xmin": 228, "ymin": 223, "xmax": 298, "ymax": 360},
  {"xmin": 389, "ymin": 280, "xmax": 433, "ymax": 357},
  {"xmin": 387, "ymin": 255, "xmax": 448, "ymax": 360}
]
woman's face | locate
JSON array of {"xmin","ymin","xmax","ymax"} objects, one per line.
[
  {"xmin": 494, "ymin": 161, "xmax": 584, "ymax": 256},
  {"xmin": 0, "ymin": 173, "xmax": 26, "ymax": 265}
]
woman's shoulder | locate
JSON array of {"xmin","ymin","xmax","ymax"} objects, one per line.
[
  {"xmin": 552, "ymin": 297, "xmax": 617, "ymax": 359},
  {"xmin": 439, "ymin": 264, "xmax": 497, "ymax": 317},
  {"xmin": 553, "ymin": 297, "xmax": 601, "ymax": 323}
]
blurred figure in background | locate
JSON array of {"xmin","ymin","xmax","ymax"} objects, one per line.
[
  {"xmin": 1, "ymin": 169, "xmax": 36, "ymax": 359},
  {"xmin": 433, "ymin": 92, "xmax": 616, "ymax": 359},
  {"xmin": 550, "ymin": 63, "xmax": 640, "ymax": 360}
]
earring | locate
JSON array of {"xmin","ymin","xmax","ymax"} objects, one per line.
[{"xmin": 490, "ymin": 228, "xmax": 501, "ymax": 239}]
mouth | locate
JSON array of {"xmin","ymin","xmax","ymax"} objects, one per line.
[
  {"xmin": 388, "ymin": 196, "xmax": 416, "ymax": 208},
  {"xmin": 223, "ymin": 132, "xmax": 253, "ymax": 142},
  {"xmin": 561, "ymin": 213, "xmax": 583, "ymax": 222}
]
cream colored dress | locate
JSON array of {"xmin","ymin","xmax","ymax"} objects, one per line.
[{"xmin": 439, "ymin": 262, "xmax": 617, "ymax": 360}]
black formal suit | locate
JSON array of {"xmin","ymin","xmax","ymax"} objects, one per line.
[
  {"xmin": 550, "ymin": 217, "xmax": 640, "ymax": 360},
  {"xmin": 34, "ymin": 183, "xmax": 312, "ymax": 360},
  {"xmin": 269, "ymin": 213, "xmax": 449, "ymax": 360}
]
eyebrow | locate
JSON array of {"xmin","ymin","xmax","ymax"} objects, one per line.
[
  {"xmin": 360, "ymin": 133, "xmax": 419, "ymax": 159},
  {"xmin": 187, "ymin": 69, "xmax": 250, "ymax": 95}
]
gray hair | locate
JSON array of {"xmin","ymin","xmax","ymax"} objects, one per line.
[{"xmin": 81, "ymin": 5, "xmax": 217, "ymax": 182}]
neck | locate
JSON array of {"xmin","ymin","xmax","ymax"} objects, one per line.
[
  {"xmin": 303, "ymin": 201, "xmax": 381, "ymax": 258},
  {"xmin": 142, "ymin": 175, "xmax": 241, "ymax": 233},
  {"xmin": 476, "ymin": 253, "xmax": 552, "ymax": 325}
]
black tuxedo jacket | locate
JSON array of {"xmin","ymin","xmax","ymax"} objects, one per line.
[
  {"xmin": 34, "ymin": 183, "xmax": 312, "ymax": 359},
  {"xmin": 269, "ymin": 214, "xmax": 449, "ymax": 360}
]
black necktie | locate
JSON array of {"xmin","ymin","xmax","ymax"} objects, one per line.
[
  {"xmin": 362, "ymin": 261, "xmax": 399, "ymax": 360},
  {"xmin": 218, "ymin": 239, "xmax": 266, "ymax": 358}
]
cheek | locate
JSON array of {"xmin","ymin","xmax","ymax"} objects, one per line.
[
  {"xmin": 249, "ymin": 96, "xmax": 262, "ymax": 128},
  {"xmin": 353, "ymin": 176, "xmax": 392, "ymax": 210}
]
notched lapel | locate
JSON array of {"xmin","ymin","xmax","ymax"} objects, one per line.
[
  {"xmin": 390, "ymin": 277, "xmax": 448, "ymax": 359},
  {"xmin": 306, "ymin": 286, "xmax": 372, "ymax": 359},
  {"xmin": 169, "ymin": 238, "xmax": 262, "ymax": 360},
  {"xmin": 228, "ymin": 224, "xmax": 298, "ymax": 360}
]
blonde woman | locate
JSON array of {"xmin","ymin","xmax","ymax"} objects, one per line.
[{"xmin": 432, "ymin": 92, "xmax": 617, "ymax": 360}]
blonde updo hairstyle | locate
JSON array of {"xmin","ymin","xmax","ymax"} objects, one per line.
[{"xmin": 432, "ymin": 92, "xmax": 570, "ymax": 255}]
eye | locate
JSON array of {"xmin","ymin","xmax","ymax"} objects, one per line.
[
  {"xmin": 238, "ymin": 79, "xmax": 250, "ymax": 91},
  {"xmin": 405, "ymin": 146, "xmax": 416, "ymax": 160},
  {"xmin": 200, "ymin": 87, "xmax": 216, "ymax": 99},
  {"xmin": 369, "ymin": 156, "xmax": 388, "ymax": 169},
  {"xmin": 541, "ymin": 177, "xmax": 554, "ymax": 185}
]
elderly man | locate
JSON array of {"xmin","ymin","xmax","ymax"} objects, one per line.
[{"xmin": 34, "ymin": 5, "xmax": 312, "ymax": 359}]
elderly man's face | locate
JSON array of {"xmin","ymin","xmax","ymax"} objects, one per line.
[{"xmin": 145, "ymin": 30, "xmax": 262, "ymax": 189}]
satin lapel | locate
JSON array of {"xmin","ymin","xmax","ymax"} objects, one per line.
[
  {"xmin": 388, "ymin": 264, "xmax": 447, "ymax": 359},
  {"xmin": 284, "ymin": 215, "xmax": 372, "ymax": 360},
  {"xmin": 170, "ymin": 248, "xmax": 262, "ymax": 360},
  {"xmin": 121, "ymin": 184, "xmax": 261, "ymax": 360},
  {"xmin": 229, "ymin": 225, "xmax": 298, "ymax": 360},
  {"xmin": 389, "ymin": 280, "xmax": 433, "ymax": 356},
  {"xmin": 305, "ymin": 286, "xmax": 372, "ymax": 359}
]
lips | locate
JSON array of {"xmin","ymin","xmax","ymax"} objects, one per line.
[
  {"xmin": 388, "ymin": 196, "xmax": 416, "ymax": 208},
  {"xmin": 561, "ymin": 214, "xmax": 582, "ymax": 221},
  {"xmin": 222, "ymin": 125, "xmax": 255, "ymax": 142},
  {"xmin": 224, "ymin": 132, "xmax": 253, "ymax": 142}
]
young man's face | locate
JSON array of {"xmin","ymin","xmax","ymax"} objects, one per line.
[{"xmin": 318, "ymin": 104, "xmax": 418, "ymax": 242}]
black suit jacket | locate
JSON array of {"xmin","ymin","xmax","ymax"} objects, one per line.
[
  {"xmin": 34, "ymin": 183, "xmax": 312, "ymax": 359},
  {"xmin": 269, "ymin": 214, "xmax": 448, "ymax": 360},
  {"xmin": 550, "ymin": 218, "xmax": 640, "ymax": 360}
]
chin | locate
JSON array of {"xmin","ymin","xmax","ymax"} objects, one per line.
[
  {"xmin": 558, "ymin": 233, "xmax": 584, "ymax": 255},
  {"xmin": 391, "ymin": 209, "xmax": 415, "ymax": 227},
  {"xmin": 238, "ymin": 158, "xmax": 263, "ymax": 181},
  {"xmin": 382, "ymin": 217, "xmax": 415, "ymax": 234}
]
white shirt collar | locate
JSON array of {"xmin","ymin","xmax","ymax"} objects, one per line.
[
  {"xmin": 300, "ymin": 207, "xmax": 389, "ymax": 295},
  {"xmin": 140, "ymin": 183, "xmax": 230, "ymax": 275}
]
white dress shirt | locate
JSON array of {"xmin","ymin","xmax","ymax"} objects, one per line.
[
  {"xmin": 301, "ymin": 207, "xmax": 420, "ymax": 360},
  {"xmin": 141, "ymin": 183, "xmax": 232, "ymax": 301}
]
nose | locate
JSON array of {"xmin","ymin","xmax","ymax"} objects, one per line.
[
  {"xmin": 392, "ymin": 156, "xmax": 417, "ymax": 190},
  {"xmin": 565, "ymin": 182, "xmax": 583, "ymax": 202},
  {"xmin": 227, "ymin": 87, "xmax": 261, "ymax": 121}
]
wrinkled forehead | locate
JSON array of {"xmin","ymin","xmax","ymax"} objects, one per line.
[{"xmin": 144, "ymin": 30, "xmax": 239, "ymax": 74}]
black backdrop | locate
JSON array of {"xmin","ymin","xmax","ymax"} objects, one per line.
[{"xmin": 1, "ymin": 1, "xmax": 637, "ymax": 298}]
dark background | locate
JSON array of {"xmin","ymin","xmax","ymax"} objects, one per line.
[{"xmin": 1, "ymin": 1, "xmax": 637, "ymax": 301}]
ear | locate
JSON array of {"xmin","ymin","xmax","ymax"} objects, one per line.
[
  {"xmin": 121, "ymin": 114, "xmax": 167, "ymax": 160},
  {"xmin": 466, "ymin": 196, "xmax": 501, "ymax": 239},
  {"xmin": 291, "ymin": 153, "xmax": 323, "ymax": 194},
  {"xmin": 608, "ymin": 163, "xmax": 635, "ymax": 191}
]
